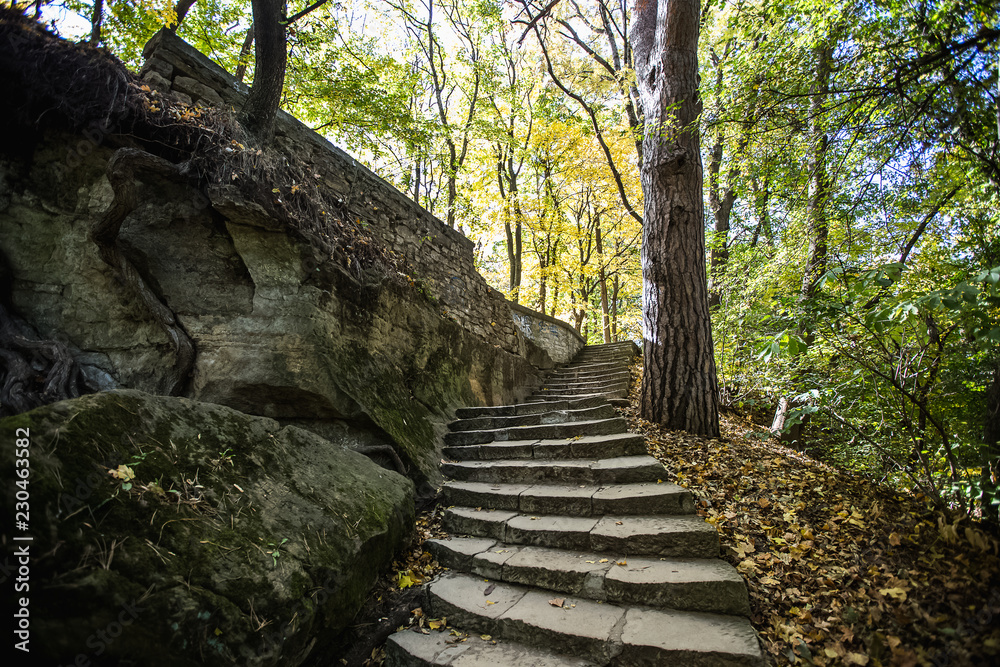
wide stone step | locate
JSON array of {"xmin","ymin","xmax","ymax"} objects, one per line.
[
  {"xmin": 444, "ymin": 418, "xmax": 628, "ymax": 447},
  {"xmin": 547, "ymin": 368, "xmax": 630, "ymax": 380},
  {"xmin": 441, "ymin": 455, "xmax": 664, "ymax": 486},
  {"xmin": 448, "ymin": 405, "xmax": 616, "ymax": 432},
  {"xmin": 425, "ymin": 573, "xmax": 762, "ymax": 666},
  {"xmin": 544, "ymin": 370, "xmax": 630, "ymax": 382},
  {"xmin": 549, "ymin": 362, "xmax": 627, "ymax": 376},
  {"xmin": 455, "ymin": 396, "xmax": 608, "ymax": 420},
  {"xmin": 540, "ymin": 380, "xmax": 630, "ymax": 394},
  {"xmin": 443, "ymin": 509, "xmax": 719, "ymax": 557},
  {"xmin": 443, "ymin": 432, "xmax": 647, "ymax": 461},
  {"xmin": 386, "ymin": 630, "xmax": 596, "ymax": 666},
  {"xmin": 534, "ymin": 390, "xmax": 629, "ymax": 402},
  {"xmin": 427, "ymin": 537, "xmax": 750, "ymax": 616},
  {"xmin": 442, "ymin": 480, "xmax": 692, "ymax": 516}
]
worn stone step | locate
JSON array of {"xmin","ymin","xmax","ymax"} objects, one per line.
[
  {"xmin": 455, "ymin": 396, "xmax": 608, "ymax": 420},
  {"xmin": 385, "ymin": 630, "xmax": 596, "ymax": 667},
  {"xmin": 444, "ymin": 418, "xmax": 628, "ymax": 447},
  {"xmin": 441, "ymin": 455, "xmax": 664, "ymax": 486},
  {"xmin": 443, "ymin": 432, "xmax": 647, "ymax": 461},
  {"xmin": 425, "ymin": 572, "xmax": 761, "ymax": 666},
  {"xmin": 547, "ymin": 367, "xmax": 630, "ymax": 380},
  {"xmin": 449, "ymin": 405, "xmax": 616, "ymax": 432},
  {"xmin": 534, "ymin": 390, "xmax": 628, "ymax": 402},
  {"xmin": 544, "ymin": 371, "xmax": 630, "ymax": 383},
  {"xmin": 550, "ymin": 362, "xmax": 627, "ymax": 376},
  {"xmin": 442, "ymin": 480, "xmax": 693, "ymax": 516},
  {"xmin": 427, "ymin": 537, "xmax": 750, "ymax": 616},
  {"xmin": 443, "ymin": 509, "xmax": 719, "ymax": 557},
  {"xmin": 537, "ymin": 381, "xmax": 628, "ymax": 394},
  {"xmin": 540, "ymin": 381, "xmax": 630, "ymax": 394}
]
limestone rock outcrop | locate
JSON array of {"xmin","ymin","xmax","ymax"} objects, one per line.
[{"xmin": 2, "ymin": 390, "xmax": 414, "ymax": 666}]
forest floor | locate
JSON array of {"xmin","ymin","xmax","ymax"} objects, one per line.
[
  {"xmin": 342, "ymin": 363, "xmax": 1000, "ymax": 667},
  {"xmin": 623, "ymin": 363, "xmax": 1000, "ymax": 667}
]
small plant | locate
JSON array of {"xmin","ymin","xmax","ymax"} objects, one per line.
[{"xmin": 266, "ymin": 538, "xmax": 288, "ymax": 568}]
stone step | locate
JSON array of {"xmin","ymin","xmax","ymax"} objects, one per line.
[
  {"xmin": 425, "ymin": 572, "xmax": 762, "ymax": 666},
  {"xmin": 448, "ymin": 405, "xmax": 616, "ymax": 433},
  {"xmin": 546, "ymin": 364, "xmax": 629, "ymax": 380},
  {"xmin": 443, "ymin": 509, "xmax": 719, "ymax": 558},
  {"xmin": 534, "ymin": 390, "xmax": 629, "ymax": 402},
  {"xmin": 444, "ymin": 418, "xmax": 628, "ymax": 447},
  {"xmin": 455, "ymin": 396, "xmax": 608, "ymax": 420},
  {"xmin": 540, "ymin": 380, "xmax": 629, "ymax": 393},
  {"xmin": 442, "ymin": 480, "xmax": 693, "ymax": 516},
  {"xmin": 441, "ymin": 455, "xmax": 664, "ymax": 486},
  {"xmin": 549, "ymin": 362, "xmax": 627, "ymax": 376},
  {"xmin": 427, "ymin": 537, "xmax": 750, "ymax": 616},
  {"xmin": 544, "ymin": 370, "xmax": 630, "ymax": 382},
  {"xmin": 537, "ymin": 382, "xmax": 628, "ymax": 394},
  {"xmin": 386, "ymin": 630, "xmax": 596, "ymax": 667},
  {"xmin": 443, "ymin": 432, "xmax": 647, "ymax": 462}
]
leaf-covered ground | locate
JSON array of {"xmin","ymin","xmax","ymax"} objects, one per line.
[{"xmin": 623, "ymin": 364, "xmax": 1000, "ymax": 666}]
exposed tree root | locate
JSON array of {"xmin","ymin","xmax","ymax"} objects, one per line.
[
  {"xmin": 0, "ymin": 257, "xmax": 91, "ymax": 415},
  {"xmin": 91, "ymin": 147, "xmax": 196, "ymax": 395}
]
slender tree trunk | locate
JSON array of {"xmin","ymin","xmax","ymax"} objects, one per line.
[
  {"xmin": 750, "ymin": 174, "xmax": 770, "ymax": 247},
  {"xmin": 773, "ymin": 40, "xmax": 834, "ymax": 448},
  {"xmin": 170, "ymin": 0, "xmax": 197, "ymax": 30},
  {"xmin": 89, "ymin": 0, "xmax": 104, "ymax": 45},
  {"xmin": 239, "ymin": 0, "xmax": 286, "ymax": 141},
  {"xmin": 983, "ymin": 357, "xmax": 1000, "ymax": 523},
  {"xmin": 234, "ymin": 26, "xmax": 255, "ymax": 83},
  {"xmin": 801, "ymin": 42, "xmax": 832, "ymax": 300},
  {"xmin": 632, "ymin": 0, "xmax": 719, "ymax": 436},
  {"xmin": 596, "ymin": 218, "xmax": 612, "ymax": 343},
  {"xmin": 707, "ymin": 140, "xmax": 735, "ymax": 309},
  {"xmin": 611, "ymin": 274, "xmax": 620, "ymax": 340}
]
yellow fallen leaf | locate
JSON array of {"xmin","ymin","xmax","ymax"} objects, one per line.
[
  {"xmin": 599, "ymin": 558, "xmax": 609, "ymax": 563},
  {"xmin": 427, "ymin": 619, "xmax": 444, "ymax": 630},
  {"xmin": 485, "ymin": 600, "xmax": 495, "ymax": 605},
  {"xmin": 109, "ymin": 464, "xmax": 135, "ymax": 482},
  {"xmin": 879, "ymin": 587, "xmax": 908, "ymax": 602},
  {"xmin": 480, "ymin": 634, "xmax": 492, "ymax": 641}
]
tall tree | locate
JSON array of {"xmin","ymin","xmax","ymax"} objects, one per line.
[
  {"xmin": 632, "ymin": 0, "xmax": 719, "ymax": 436},
  {"xmin": 239, "ymin": 0, "xmax": 287, "ymax": 141}
]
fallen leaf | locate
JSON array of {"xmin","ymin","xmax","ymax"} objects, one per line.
[{"xmin": 548, "ymin": 598, "xmax": 565, "ymax": 607}]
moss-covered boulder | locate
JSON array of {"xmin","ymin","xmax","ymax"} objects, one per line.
[{"xmin": 1, "ymin": 390, "xmax": 414, "ymax": 666}]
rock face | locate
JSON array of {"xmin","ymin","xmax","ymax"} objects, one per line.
[
  {"xmin": 0, "ymin": 21, "xmax": 569, "ymax": 487},
  {"xmin": 1, "ymin": 390, "xmax": 414, "ymax": 666}
]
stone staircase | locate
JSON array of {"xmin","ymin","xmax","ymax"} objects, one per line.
[{"xmin": 385, "ymin": 342, "xmax": 763, "ymax": 666}]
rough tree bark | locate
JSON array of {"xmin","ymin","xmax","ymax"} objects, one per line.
[
  {"xmin": 632, "ymin": 0, "xmax": 719, "ymax": 436},
  {"xmin": 239, "ymin": 0, "xmax": 287, "ymax": 142}
]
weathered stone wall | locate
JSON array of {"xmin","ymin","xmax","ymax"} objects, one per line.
[
  {"xmin": 509, "ymin": 302, "xmax": 586, "ymax": 364},
  {"xmin": 139, "ymin": 29, "xmax": 526, "ymax": 355}
]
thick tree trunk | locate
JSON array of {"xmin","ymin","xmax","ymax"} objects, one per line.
[
  {"xmin": 632, "ymin": 0, "xmax": 719, "ymax": 436},
  {"xmin": 239, "ymin": 0, "xmax": 286, "ymax": 142}
]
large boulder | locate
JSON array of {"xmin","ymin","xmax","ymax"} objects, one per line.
[{"xmin": 1, "ymin": 390, "xmax": 414, "ymax": 666}]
